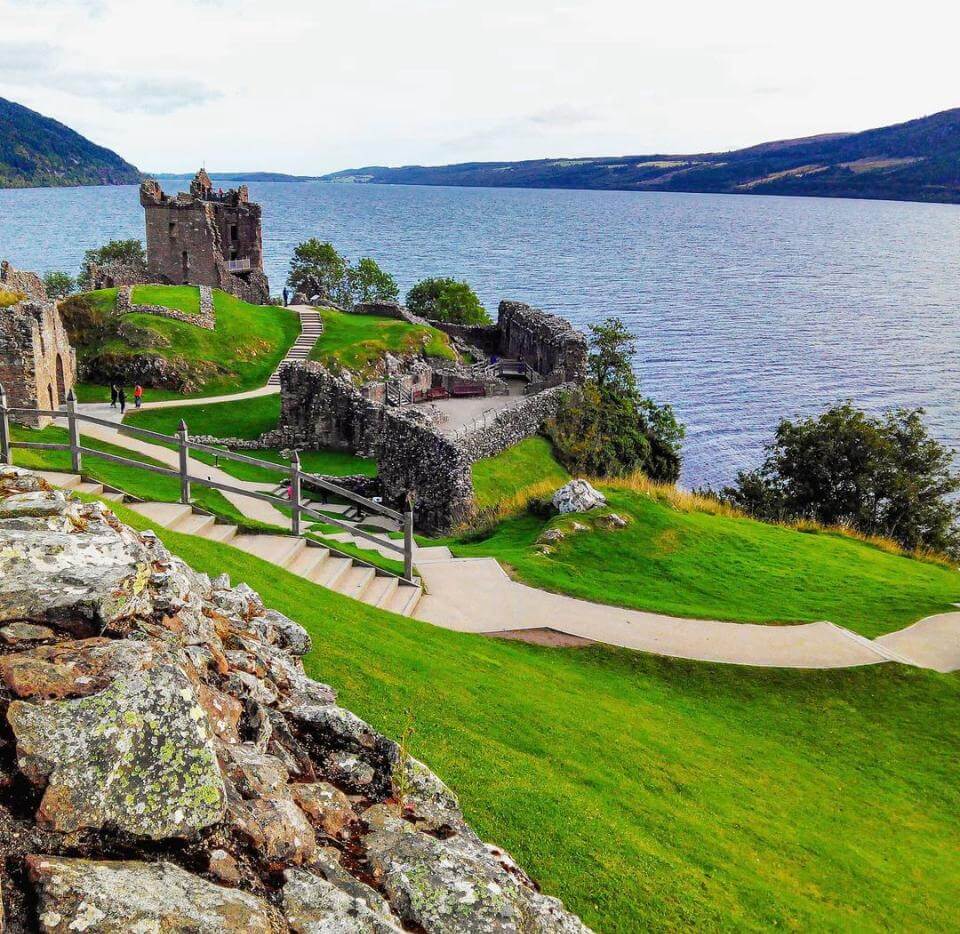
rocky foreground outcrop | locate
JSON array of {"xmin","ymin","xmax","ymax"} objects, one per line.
[{"xmin": 0, "ymin": 466, "xmax": 590, "ymax": 933}]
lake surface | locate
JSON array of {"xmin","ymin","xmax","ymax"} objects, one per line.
[{"xmin": 2, "ymin": 180, "xmax": 958, "ymax": 488}]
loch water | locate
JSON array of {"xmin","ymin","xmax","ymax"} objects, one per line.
[{"xmin": 1, "ymin": 179, "xmax": 958, "ymax": 488}]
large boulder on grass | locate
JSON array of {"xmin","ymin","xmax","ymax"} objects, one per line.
[{"xmin": 552, "ymin": 479, "xmax": 607, "ymax": 515}]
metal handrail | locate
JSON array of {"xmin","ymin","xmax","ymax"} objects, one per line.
[{"xmin": 0, "ymin": 386, "xmax": 415, "ymax": 582}]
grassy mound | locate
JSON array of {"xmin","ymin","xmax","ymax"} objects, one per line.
[
  {"xmin": 310, "ymin": 308, "xmax": 456, "ymax": 378},
  {"xmin": 472, "ymin": 436, "xmax": 570, "ymax": 510},
  {"xmin": 126, "ymin": 394, "xmax": 282, "ymax": 441},
  {"xmin": 63, "ymin": 286, "xmax": 299, "ymax": 398},
  {"xmin": 98, "ymin": 496, "xmax": 960, "ymax": 931},
  {"xmin": 445, "ymin": 480, "xmax": 960, "ymax": 638},
  {"xmin": 124, "ymin": 396, "xmax": 376, "ymax": 483},
  {"xmin": 131, "ymin": 284, "xmax": 200, "ymax": 314}
]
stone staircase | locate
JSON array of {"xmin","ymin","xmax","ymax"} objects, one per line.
[
  {"xmin": 268, "ymin": 306, "xmax": 323, "ymax": 387},
  {"xmin": 36, "ymin": 471, "xmax": 423, "ymax": 618}
]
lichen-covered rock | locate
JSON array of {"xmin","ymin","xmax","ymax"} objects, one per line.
[
  {"xmin": 283, "ymin": 868, "xmax": 403, "ymax": 933},
  {"xmin": 27, "ymin": 856, "xmax": 277, "ymax": 932},
  {"xmin": 367, "ymin": 830, "xmax": 591, "ymax": 933},
  {"xmin": 291, "ymin": 781, "xmax": 355, "ymax": 837},
  {"xmin": 552, "ymin": 479, "xmax": 606, "ymax": 515},
  {"xmin": 8, "ymin": 644, "xmax": 226, "ymax": 838},
  {"xmin": 0, "ymin": 469, "xmax": 590, "ymax": 932},
  {"xmin": 230, "ymin": 796, "xmax": 317, "ymax": 867}
]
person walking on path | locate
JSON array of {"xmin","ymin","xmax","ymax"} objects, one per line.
[
  {"xmin": 118, "ymin": 387, "xmax": 126, "ymax": 415},
  {"xmin": 110, "ymin": 383, "xmax": 119, "ymax": 408},
  {"xmin": 134, "ymin": 384, "xmax": 143, "ymax": 409},
  {"xmin": 282, "ymin": 287, "xmax": 289, "ymax": 307}
]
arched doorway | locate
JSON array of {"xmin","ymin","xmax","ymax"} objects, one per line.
[{"xmin": 55, "ymin": 354, "xmax": 66, "ymax": 403}]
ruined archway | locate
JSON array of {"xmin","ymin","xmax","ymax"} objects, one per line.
[{"xmin": 56, "ymin": 354, "xmax": 66, "ymax": 403}]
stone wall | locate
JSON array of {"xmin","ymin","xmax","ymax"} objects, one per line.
[
  {"xmin": 86, "ymin": 261, "xmax": 148, "ymax": 290},
  {"xmin": 453, "ymin": 384, "xmax": 571, "ymax": 461},
  {"xmin": 276, "ymin": 363, "xmax": 571, "ymax": 532},
  {"xmin": 0, "ymin": 260, "xmax": 46, "ymax": 302},
  {"xmin": 0, "ymin": 292, "xmax": 78, "ymax": 428},
  {"xmin": 497, "ymin": 301, "xmax": 588, "ymax": 383},
  {"xmin": 117, "ymin": 284, "xmax": 216, "ymax": 330}
]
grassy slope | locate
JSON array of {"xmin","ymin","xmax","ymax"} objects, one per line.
[
  {"xmin": 124, "ymin": 396, "xmax": 376, "ymax": 483},
  {"xmin": 98, "ymin": 498, "xmax": 960, "ymax": 932},
  {"xmin": 471, "ymin": 436, "xmax": 570, "ymax": 509},
  {"xmin": 125, "ymin": 394, "xmax": 282, "ymax": 440},
  {"xmin": 447, "ymin": 486, "xmax": 960, "ymax": 638},
  {"xmin": 9, "ymin": 424, "xmax": 244, "ymax": 522},
  {"xmin": 78, "ymin": 287, "xmax": 300, "ymax": 398},
  {"xmin": 131, "ymin": 284, "xmax": 200, "ymax": 314},
  {"xmin": 310, "ymin": 308, "xmax": 456, "ymax": 376}
]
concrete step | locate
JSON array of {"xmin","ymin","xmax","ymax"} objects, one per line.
[
  {"xmin": 232, "ymin": 534, "xmax": 306, "ymax": 569},
  {"xmin": 287, "ymin": 546, "xmax": 331, "ymax": 579},
  {"xmin": 72, "ymin": 481, "xmax": 104, "ymax": 496},
  {"xmin": 172, "ymin": 512, "xmax": 217, "ymax": 537},
  {"xmin": 364, "ymin": 575, "xmax": 398, "ymax": 609},
  {"xmin": 202, "ymin": 523, "xmax": 239, "ymax": 544},
  {"xmin": 335, "ymin": 565, "xmax": 377, "ymax": 602},
  {"xmin": 36, "ymin": 470, "xmax": 82, "ymax": 490},
  {"xmin": 127, "ymin": 502, "xmax": 194, "ymax": 527},
  {"xmin": 101, "ymin": 491, "xmax": 126, "ymax": 502},
  {"xmin": 386, "ymin": 583, "xmax": 423, "ymax": 617},
  {"xmin": 312, "ymin": 555, "xmax": 353, "ymax": 590}
]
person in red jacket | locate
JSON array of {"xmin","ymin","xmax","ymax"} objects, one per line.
[{"xmin": 134, "ymin": 384, "xmax": 144, "ymax": 409}]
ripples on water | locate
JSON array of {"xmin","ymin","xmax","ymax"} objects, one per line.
[{"xmin": 1, "ymin": 180, "xmax": 958, "ymax": 488}]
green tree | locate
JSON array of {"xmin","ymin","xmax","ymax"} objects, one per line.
[
  {"xmin": 42, "ymin": 270, "xmax": 75, "ymax": 299},
  {"xmin": 405, "ymin": 277, "xmax": 489, "ymax": 324},
  {"xmin": 347, "ymin": 257, "xmax": 399, "ymax": 305},
  {"xmin": 546, "ymin": 317, "xmax": 683, "ymax": 482},
  {"xmin": 287, "ymin": 240, "xmax": 348, "ymax": 304},
  {"xmin": 78, "ymin": 239, "xmax": 146, "ymax": 289},
  {"xmin": 723, "ymin": 402, "xmax": 960, "ymax": 556}
]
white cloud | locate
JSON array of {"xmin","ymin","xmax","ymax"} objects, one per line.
[{"xmin": 1, "ymin": 0, "xmax": 958, "ymax": 173}]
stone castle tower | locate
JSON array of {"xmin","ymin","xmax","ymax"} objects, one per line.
[
  {"xmin": 139, "ymin": 170, "xmax": 270, "ymax": 304},
  {"xmin": 0, "ymin": 261, "xmax": 77, "ymax": 428}
]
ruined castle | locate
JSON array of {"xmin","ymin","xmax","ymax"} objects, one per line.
[
  {"xmin": 139, "ymin": 169, "xmax": 270, "ymax": 305},
  {"xmin": 0, "ymin": 262, "xmax": 77, "ymax": 427}
]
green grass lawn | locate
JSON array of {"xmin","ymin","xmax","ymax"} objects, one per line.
[
  {"xmin": 472, "ymin": 436, "xmax": 571, "ymax": 510},
  {"xmin": 125, "ymin": 394, "xmax": 282, "ymax": 440},
  {"xmin": 123, "ymin": 397, "xmax": 375, "ymax": 483},
  {"xmin": 87, "ymin": 496, "xmax": 960, "ymax": 932},
  {"xmin": 310, "ymin": 308, "xmax": 456, "ymax": 378},
  {"xmin": 9, "ymin": 423, "xmax": 245, "ymax": 523},
  {"xmin": 78, "ymin": 286, "xmax": 299, "ymax": 398},
  {"xmin": 131, "ymin": 284, "xmax": 200, "ymax": 314},
  {"xmin": 444, "ymin": 485, "xmax": 960, "ymax": 639}
]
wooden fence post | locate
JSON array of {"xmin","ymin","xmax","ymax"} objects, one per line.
[
  {"xmin": 66, "ymin": 390, "xmax": 82, "ymax": 473},
  {"xmin": 177, "ymin": 419, "xmax": 191, "ymax": 505},
  {"xmin": 0, "ymin": 384, "xmax": 10, "ymax": 465},
  {"xmin": 290, "ymin": 449, "xmax": 302, "ymax": 536},
  {"xmin": 403, "ymin": 490, "xmax": 415, "ymax": 581}
]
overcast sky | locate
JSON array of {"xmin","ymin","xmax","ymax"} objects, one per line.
[{"xmin": 2, "ymin": 0, "xmax": 958, "ymax": 174}]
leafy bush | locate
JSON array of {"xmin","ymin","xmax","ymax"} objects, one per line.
[
  {"xmin": 405, "ymin": 277, "xmax": 489, "ymax": 324},
  {"xmin": 77, "ymin": 239, "xmax": 146, "ymax": 289},
  {"xmin": 722, "ymin": 402, "xmax": 960, "ymax": 557},
  {"xmin": 288, "ymin": 242, "xmax": 399, "ymax": 308},
  {"xmin": 0, "ymin": 288, "xmax": 25, "ymax": 308},
  {"xmin": 42, "ymin": 271, "xmax": 75, "ymax": 299},
  {"xmin": 546, "ymin": 318, "xmax": 683, "ymax": 481}
]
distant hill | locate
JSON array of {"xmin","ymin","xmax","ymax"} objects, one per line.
[
  {"xmin": 153, "ymin": 172, "xmax": 321, "ymax": 183},
  {"xmin": 0, "ymin": 97, "xmax": 141, "ymax": 189},
  {"xmin": 321, "ymin": 108, "xmax": 960, "ymax": 204}
]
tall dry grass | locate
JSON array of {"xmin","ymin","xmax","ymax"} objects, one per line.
[{"xmin": 461, "ymin": 468, "xmax": 956, "ymax": 568}]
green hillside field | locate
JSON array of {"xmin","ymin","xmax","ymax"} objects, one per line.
[{"xmin": 94, "ymin": 495, "xmax": 960, "ymax": 932}]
